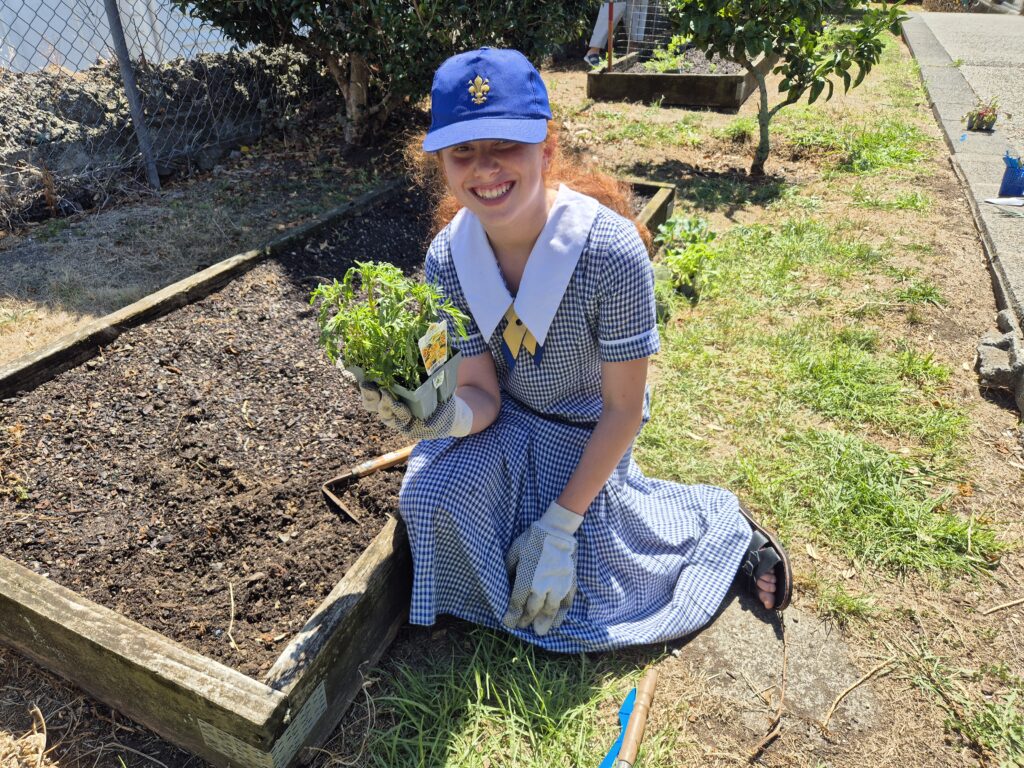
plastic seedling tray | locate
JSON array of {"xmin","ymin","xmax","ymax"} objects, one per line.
[{"xmin": 345, "ymin": 350, "xmax": 463, "ymax": 421}]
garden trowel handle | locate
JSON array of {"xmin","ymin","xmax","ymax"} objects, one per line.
[{"xmin": 614, "ymin": 669, "xmax": 659, "ymax": 768}]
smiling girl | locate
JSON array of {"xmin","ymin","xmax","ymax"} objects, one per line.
[{"xmin": 356, "ymin": 48, "xmax": 791, "ymax": 650}]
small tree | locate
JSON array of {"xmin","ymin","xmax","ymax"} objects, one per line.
[
  {"xmin": 173, "ymin": 1, "xmax": 591, "ymax": 144},
  {"xmin": 666, "ymin": 0, "xmax": 907, "ymax": 176}
]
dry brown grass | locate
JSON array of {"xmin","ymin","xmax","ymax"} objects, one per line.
[{"xmin": 0, "ymin": 142, "xmax": 383, "ymax": 366}]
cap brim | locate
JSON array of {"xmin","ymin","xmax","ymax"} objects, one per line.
[{"xmin": 423, "ymin": 118, "xmax": 548, "ymax": 152}]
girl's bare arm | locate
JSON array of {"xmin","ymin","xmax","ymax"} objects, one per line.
[
  {"xmin": 556, "ymin": 357, "xmax": 648, "ymax": 515},
  {"xmin": 455, "ymin": 351, "xmax": 502, "ymax": 434}
]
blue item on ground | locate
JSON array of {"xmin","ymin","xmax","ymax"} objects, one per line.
[
  {"xmin": 999, "ymin": 152, "xmax": 1024, "ymax": 198},
  {"xmin": 600, "ymin": 688, "xmax": 636, "ymax": 768}
]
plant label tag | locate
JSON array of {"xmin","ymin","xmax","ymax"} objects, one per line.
[
  {"xmin": 432, "ymin": 370, "xmax": 445, "ymax": 390},
  {"xmin": 418, "ymin": 321, "xmax": 448, "ymax": 376}
]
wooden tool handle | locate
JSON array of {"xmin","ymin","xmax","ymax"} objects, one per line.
[
  {"xmin": 348, "ymin": 444, "xmax": 416, "ymax": 478},
  {"xmin": 616, "ymin": 669, "xmax": 659, "ymax": 767}
]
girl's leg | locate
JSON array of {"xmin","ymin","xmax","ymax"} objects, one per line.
[{"xmin": 588, "ymin": 2, "xmax": 629, "ymax": 51}]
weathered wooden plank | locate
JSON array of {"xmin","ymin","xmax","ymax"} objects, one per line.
[
  {"xmin": 0, "ymin": 179, "xmax": 402, "ymax": 400},
  {"xmin": 264, "ymin": 516, "xmax": 413, "ymax": 762},
  {"xmin": 587, "ymin": 54, "xmax": 779, "ymax": 109},
  {"xmin": 0, "ymin": 554, "xmax": 283, "ymax": 766},
  {"xmin": 627, "ymin": 180, "xmax": 676, "ymax": 234}
]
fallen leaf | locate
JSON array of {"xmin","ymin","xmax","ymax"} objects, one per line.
[{"xmin": 806, "ymin": 543, "xmax": 819, "ymax": 560}]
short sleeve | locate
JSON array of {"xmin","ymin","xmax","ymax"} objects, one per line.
[
  {"xmin": 425, "ymin": 230, "xmax": 490, "ymax": 358},
  {"xmin": 597, "ymin": 220, "xmax": 660, "ymax": 363}
]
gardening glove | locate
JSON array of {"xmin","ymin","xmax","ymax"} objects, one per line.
[
  {"xmin": 357, "ymin": 380, "xmax": 473, "ymax": 440},
  {"xmin": 503, "ymin": 501, "xmax": 583, "ymax": 636}
]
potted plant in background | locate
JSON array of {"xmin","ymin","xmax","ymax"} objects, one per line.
[
  {"xmin": 964, "ymin": 98, "xmax": 1000, "ymax": 131},
  {"xmin": 311, "ymin": 261, "xmax": 468, "ymax": 420}
]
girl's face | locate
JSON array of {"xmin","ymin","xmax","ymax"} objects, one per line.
[{"xmin": 439, "ymin": 139, "xmax": 552, "ymax": 232}]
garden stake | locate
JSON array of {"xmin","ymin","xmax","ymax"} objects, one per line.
[
  {"xmin": 607, "ymin": 2, "xmax": 614, "ymax": 71},
  {"xmin": 321, "ymin": 444, "xmax": 416, "ymax": 523}
]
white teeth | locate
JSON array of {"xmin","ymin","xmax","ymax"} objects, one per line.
[{"xmin": 475, "ymin": 182, "xmax": 512, "ymax": 200}]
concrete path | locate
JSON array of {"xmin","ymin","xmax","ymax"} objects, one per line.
[{"xmin": 902, "ymin": 13, "xmax": 1024, "ymax": 409}]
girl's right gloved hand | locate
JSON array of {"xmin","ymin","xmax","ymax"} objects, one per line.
[{"xmin": 356, "ymin": 381, "xmax": 473, "ymax": 440}]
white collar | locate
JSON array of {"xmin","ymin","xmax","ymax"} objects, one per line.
[{"xmin": 449, "ymin": 184, "xmax": 600, "ymax": 346}]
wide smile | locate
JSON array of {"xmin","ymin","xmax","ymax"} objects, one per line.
[{"xmin": 470, "ymin": 180, "xmax": 515, "ymax": 204}]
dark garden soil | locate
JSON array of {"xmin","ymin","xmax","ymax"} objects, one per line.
[
  {"xmin": 0, "ymin": 186, "xmax": 433, "ymax": 679},
  {"xmin": 626, "ymin": 49, "xmax": 744, "ymax": 76}
]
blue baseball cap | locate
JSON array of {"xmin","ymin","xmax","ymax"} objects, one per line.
[{"xmin": 423, "ymin": 48, "xmax": 552, "ymax": 152}]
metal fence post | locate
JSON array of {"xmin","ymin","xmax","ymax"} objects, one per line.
[{"xmin": 103, "ymin": 0, "xmax": 162, "ymax": 191}]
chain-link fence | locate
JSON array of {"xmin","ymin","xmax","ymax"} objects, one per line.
[
  {"xmin": 0, "ymin": 0, "xmax": 338, "ymax": 229},
  {"xmin": 586, "ymin": 1, "xmax": 675, "ymax": 62}
]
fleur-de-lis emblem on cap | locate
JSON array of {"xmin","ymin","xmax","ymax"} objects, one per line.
[{"xmin": 468, "ymin": 75, "xmax": 490, "ymax": 105}]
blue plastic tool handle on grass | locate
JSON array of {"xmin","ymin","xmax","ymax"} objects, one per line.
[{"xmin": 599, "ymin": 687, "xmax": 637, "ymax": 768}]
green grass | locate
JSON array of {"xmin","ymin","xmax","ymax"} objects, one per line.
[
  {"xmin": 812, "ymin": 578, "xmax": 876, "ymax": 625},
  {"xmin": 837, "ymin": 117, "xmax": 927, "ymax": 173},
  {"xmin": 893, "ymin": 277, "xmax": 946, "ymax": 306},
  {"xmin": 596, "ymin": 114, "xmax": 702, "ymax": 147},
  {"xmin": 677, "ymin": 176, "xmax": 790, "ymax": 211},
  {"xmin": 851, "ymin": 184, "xmax": 931, "ymax": 212},
  {"xmin": 774, "ymin": 107, "xmax": 927, "ymax": 174},
  {"xmin": 717, "ymin": 116, "xmax": 758, "ymax": 144},
  {"xmin": 739, "ymin": 429, "xmax": 998, "ymax": 572},
  {"xmin": 774, "ymin": 323, "xmax": 967, "ymax": 449},
  {"xmin": 637, "ymin": 215, "xmax": 1000, "ymax": 575},
  {"xmin": 347, "ymin": 629, "xmax": 681, "ymax": 768}
]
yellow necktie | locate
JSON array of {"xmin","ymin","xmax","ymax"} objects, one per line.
[{"xmin": 501, "ymin": 305, "xmax": 538, "ymax": 360}]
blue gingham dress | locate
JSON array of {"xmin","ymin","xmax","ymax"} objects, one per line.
[{"xmin": 399, "ymin": 188, "xmax": 752, "ymax": 652}]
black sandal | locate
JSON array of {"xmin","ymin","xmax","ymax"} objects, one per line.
[{"xmin": 737, "ymin": 504, "xmax": 793, "ymax": 611}]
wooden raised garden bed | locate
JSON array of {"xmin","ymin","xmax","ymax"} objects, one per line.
[
  {"xmin": 587, "ymin": 50, "xmax": 779, "ymax": 110},
  {"xmin": 0, "ymin": 178, "xmax": 675, "ymax": 767}
]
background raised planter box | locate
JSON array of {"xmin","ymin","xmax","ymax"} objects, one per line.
[
  {"xmin": 587, "ymin": 51, "xmax": 779, "ymax": 110},
  {"xmin": 0, "ymin": 176, "xmax": 676, "ymax": 767}
]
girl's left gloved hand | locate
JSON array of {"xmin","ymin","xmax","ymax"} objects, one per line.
[
  {"xmin": 357, "ymin": 381, "xmax": 473, "ymax": 440},
  {"xmin": 503, "ymin": 501, "xmax": 583, "ymax": 636}
]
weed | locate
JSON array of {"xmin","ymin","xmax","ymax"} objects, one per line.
[
  {"xmin": 852, "ymin": 185, "xmax": 931, "ymax": 211},
  {"xmin": 678, "ymin": 177, "xmax": 790, "ymax": 211},
  {"xmin": 718, "ymin": 117, "xmax": 757, "ymax": 144},
  {"xmin": 599, "ymin": 117, "xmax": 702, "ymax": 147},
  {"xmin": 812, "ymin": 578, "xmax": 875, "ymax": 625},
  {"xmin": 894, "ymin": 343, "xmax": 951, "ymax": 387},
  {"xmin": 893, "ymin": 277, "xmax": 946, "ymax": 307},
  {"xmin": 654, "ymin": 215, "xmax": 719, "ymax": 301},
  {"xmin": 33, "ymin": 218, "xmax": 70, "ymax": 241}
]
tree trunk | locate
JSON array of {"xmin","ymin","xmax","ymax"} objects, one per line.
[
  {"xmin": 749, "ymin": 63, "xmax": 771, "ymax": 178},
  {"xmin": 343, "ymin": 53, "xmax": 371, "ymax": 145}
]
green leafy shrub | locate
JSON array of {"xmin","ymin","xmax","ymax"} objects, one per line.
[
  {"xmin": 173, "ymin": 0, "xmax": 592, "ymax": 143},
  {"xmin": 654, "ymin": 214, "xmax": 719, "ymax": 301},
  {"xmin": 310, "ymin": 262, "xmax": 468, "ymax": 393}
]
